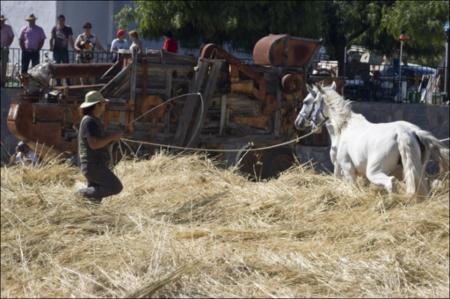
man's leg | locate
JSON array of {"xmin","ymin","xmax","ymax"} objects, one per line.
[
  {"xmin": 1, "ymin": 48, "xmax": 9, "ymax": 87},
  {"xmin": 61, "ymin": 50, "xmax": 70, "ymax": 85},
  {"xmin": 53, "ymin": 51, "xmax": 62, "ymax": 85},
  {"xmin": 78, "ymin": 163, "xmax": 123, "ymax": 201},
  {"xmin": 21, "ymin": 51, "xmax": 32, "ymax": 74},
  {"xmin": 31, "ymin": 51, "xmax": 40, "ymax": 67}
]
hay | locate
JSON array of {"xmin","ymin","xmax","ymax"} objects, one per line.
[{"xmin": 1, "ymin": 153, "xmax": 449, "ymax": 298}]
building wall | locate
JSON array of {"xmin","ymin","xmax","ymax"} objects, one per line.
[
  {"xmin": 56, "ymin": 0, "xmax": 117, "ymax": 49},
  {"xmin": 1, "ymin": 0, "xmax": 57, "ymax": 49},
  {"xmin": 1, "ymin": 0, "xmax": 129, "ymax": 50}
]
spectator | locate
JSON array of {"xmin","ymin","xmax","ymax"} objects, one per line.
[
  {"xmin": 110, "ymin": 29, "xmax": 129, "ymax": 62},
  {"xmin": 128, "ymin": 30, "xmax": 143, "ymax": 57},
  {"xmin": 19, "ymin": 14, "xmax": 46, "ymax": 74},
  {"xmin": 74, "ymin": 22, "xmax": 105, "ymax": 64},
  {"xmin": 50, "ymin": 14, "xmax": 74, "ymax": 85},
  {"xmin": 162, "ymin": 31, "xmax": 178, "ymax": 53},
  {"xmin": 1, "ymin": 15, "xmax": 14, "ymax": 87},
  {"xmin": 8, "ymin": 141, "xmax": 40, "ymax": 167}
]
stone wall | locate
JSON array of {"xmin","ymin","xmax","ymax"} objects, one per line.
[{"xmin": 352, "ymin": 102, "xmax": 449, "ymax": 140}]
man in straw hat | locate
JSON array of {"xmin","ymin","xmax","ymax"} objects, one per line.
[
  {"xmin": 76, "ymin": 90, "xmax": 123, "ymax": 203},
  {"xmin": 19, "ymin": 14, "xmax": 46, "ymax": 74},
  {"xmin": 1, "ymin": 15, "xmax": 14, "ymax": 86}
]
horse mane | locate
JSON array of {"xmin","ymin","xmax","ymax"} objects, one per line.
[{"xmin": 322, "ymin": 88, "xmax": 361, "ymax": 133}]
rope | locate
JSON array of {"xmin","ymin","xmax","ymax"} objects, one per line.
[
  {"xmin": 131, "ymin": 92, "xmax": 204, "ymax": 124},
  {"xmin": 120, "ymin": 118, "xmax": 328, "ymax": 153},
  {"xmin": 119, "ymin": 89, "xmax": 450, "ymax": 154},
  {"xmin": 121, "ymin": 89, "xmax": 329, "ymax": 153}
]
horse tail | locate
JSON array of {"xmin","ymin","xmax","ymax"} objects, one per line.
[
  {"xmin": 396, "ymin": 130, "xmax": 425, "ymax": 195},
  {"xmin": 413, "ymin": 129, "xmax": 449, "ymax": 174}
]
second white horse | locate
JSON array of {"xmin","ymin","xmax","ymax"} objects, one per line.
[{"xmin": 295, "ymin": 82, "xmax": 449, "ymax": 195}]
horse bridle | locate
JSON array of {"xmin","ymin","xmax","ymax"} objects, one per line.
[{"xmin": 311, "ymin": 97, "xmax": 328, "ymax": 125}]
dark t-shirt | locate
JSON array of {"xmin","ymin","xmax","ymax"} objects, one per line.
[
  {"xmin": 52, "ymin": 25, "xmax": 73, "ymax": 52},
  {"xmin": 78, "ymin": 115, "xmax": 110, "ymax": 165}
]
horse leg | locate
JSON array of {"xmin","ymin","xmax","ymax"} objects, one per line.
[
  {"xmin": 340, "ymin": 161, "xmax": 356, "ymax": 184},
  {"xmin": 366, "ymin": 171, "xmax": 396, "ymax": 193},
  {"xmin": 333, "ymin": 162, "xmax": 343, "ymax": 178}
]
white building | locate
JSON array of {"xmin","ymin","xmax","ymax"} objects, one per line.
[{"xmin": 0, "ymin": 0, "xmax": 164, "ymax": 51}]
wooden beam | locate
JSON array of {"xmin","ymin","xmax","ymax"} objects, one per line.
[
  {"xmin": 185, "ymin": 59, "xmax": 224, "ymax": 147},
  {"xmin": 173, "ymin": 59, "xmax": 209, "ymax": 146}
]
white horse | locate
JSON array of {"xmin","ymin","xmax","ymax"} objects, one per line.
[{"xmin": 295, "ymin": 82, "xmax": 449, "ymax": 195}]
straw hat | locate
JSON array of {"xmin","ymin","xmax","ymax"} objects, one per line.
[
  {"xmin": 0, "ymin": 15, "xmax": 6, "ymax": 21},
  {"xmin": 25, "ymin": 14, "xmax": 37, "ymax": 21},
  {"xmin": 80, "ymin": 91, "xmax": 109, "ymax": 109}
]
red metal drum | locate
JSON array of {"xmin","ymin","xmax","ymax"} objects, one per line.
[{"xmin": 253, "ymin": 34, "xmax": 322, "ymax": 67}]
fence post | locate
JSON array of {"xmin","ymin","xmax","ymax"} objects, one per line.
[
  {"xmin": 342, "ymin": 46, "xmax": 346, "ymax": 98},
  {"xmin": 445, "ymin": 29, "xmax": 449, "ymax": 101}
]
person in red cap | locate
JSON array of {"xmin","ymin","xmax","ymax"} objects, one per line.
[
  {"xmin": 162, "ymin": 31, "xmax": 178, "ymax": 53},
  {"xmin": 110, "ymin": 29, "xmax": 129, "ymax": 62}
]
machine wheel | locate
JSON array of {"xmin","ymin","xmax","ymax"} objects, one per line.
[
  {"xmin": 235, "ymin": 151, "xmax": 264, "ymax": 181},
  {"xmin": 235, "ymin": 146, "xmax": 295, "ymax": 180},
  {"xmin": 261, "ymin": 147, "xmax": 295, "ymax": 178}
]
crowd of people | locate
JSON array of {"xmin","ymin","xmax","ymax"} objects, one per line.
[{"xmin": 0, "ymin": 13, "xmax": 179, "ymax": 86}]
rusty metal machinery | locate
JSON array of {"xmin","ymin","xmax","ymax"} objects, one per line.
[
  {"xmin": 7, "ymin": 35, "xmax": 339, "ymax": 178},
  {"xmin": 253, "ymin": 34, "xmax": 322, "ymax": 67}
]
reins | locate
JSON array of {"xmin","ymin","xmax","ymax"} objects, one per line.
[{"xmin": 120, "ymin": 119, "xmax": 327, "ymax": 153}]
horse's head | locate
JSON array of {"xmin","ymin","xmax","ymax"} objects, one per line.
[
  {"xmin": 294, "ymin": 83, "xmax": 322, "ymax": 130},
  {"xmin": 295, "ymin": 81, "xmax": 337, "ymax": 131}
]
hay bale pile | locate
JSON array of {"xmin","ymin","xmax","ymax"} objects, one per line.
[{"xmin": 1, "ymin": 154, "xmax": 449, "ymax": 298}]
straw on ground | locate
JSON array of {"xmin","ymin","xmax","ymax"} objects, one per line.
[{"xmin": 1, "ymin": 153, "xmax": 449, "ymax": 298}]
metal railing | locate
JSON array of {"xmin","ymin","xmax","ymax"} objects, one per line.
[
  {"xmin": 342, "ymin": 61, "xmax": 448, "ymax": 104},
  {"xmin": 2, "ymin": 47, "xmax": 114, "ymax": 88}
]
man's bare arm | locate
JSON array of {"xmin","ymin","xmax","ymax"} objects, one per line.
[{"xmin": 87, "ymin": 132, "xmax": 123, "ymax": 150}]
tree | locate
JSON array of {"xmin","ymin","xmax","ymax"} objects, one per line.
[
  {"xmin": 321, "ymin": 0, "xmax": 397, "ymax": 75},
  {"xmin": 115, "ymin": 1, "xmax": 326, "ymax": 51},
  {"xmin": 381, "ymin": 0, "xmax": 448, "ymax": 66},
  {"xmin": 323, "ymin": 0, "xmax": 447, "ymax": 67},
  {"xmin": 116, "ymin": 1, "xmax": 448, "ymax": 67}
]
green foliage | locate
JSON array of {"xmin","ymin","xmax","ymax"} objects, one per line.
[
  {"xmin": 321, "ymin": 0, "xmax": 447, "ymax": 67},
  {"xmin": 114, "ymin": 1, "xmax": 325, "ymax": 51},
  {"xmin": 381, "ymin": 0, "xmax": 448, "ymax": 66},
  {"xmin": 115, "ymin": 0, "xmax": 448, "ymax": 66}
]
